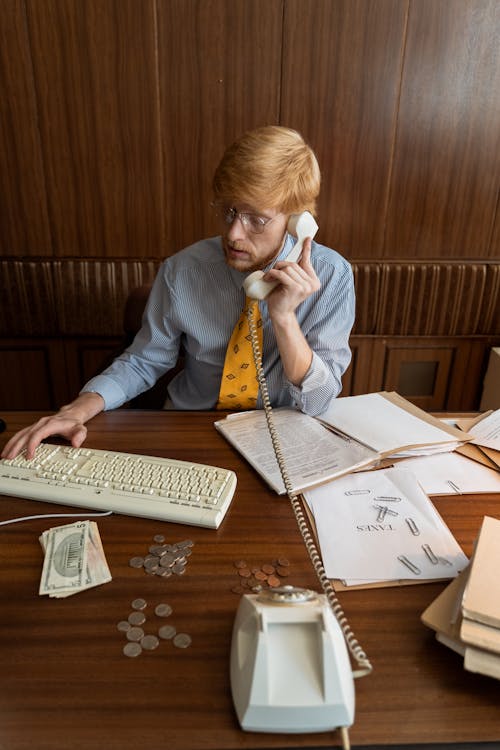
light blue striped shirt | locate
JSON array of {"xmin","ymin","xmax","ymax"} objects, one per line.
[{"xmin": 82, "ymin": 234, "xmax": 355, "ymax": 416}]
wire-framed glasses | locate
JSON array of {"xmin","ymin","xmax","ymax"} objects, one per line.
[{"xmin": 217, "ymin": 206, "xmax": 279, "ymax": 235}]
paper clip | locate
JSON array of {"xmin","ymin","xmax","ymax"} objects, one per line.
[
  {"xmin": 437, "ymin": 556, "xmax": 453, "ymax": 566},
  {"xmin": 375, "ymin": 495, "xmax": 401, "ymax": 502},
  {"xmin": 374, "ymin": 504, "xmax": 398, "ymax": 519},
  {"xmin": 344, "ymin": 489, "xmax": 370, "ymax": 495},
  {"xmin": 447, "ymin": 480, "xmax": 461, "ymax": 494},
  {"xmin": 405, "ymin": 517, "xmax": 420, "ymax": 536},
  {"xmin": 422, "ymin": 543, "xmax": 439, "ymax": 564},
  {"xmin": 375, "ymin": 505, "xmax": 388, "ymax": 522},
  {"xmin": 397, "ymin": 555, "xmax": 421, "ymax": 575}
]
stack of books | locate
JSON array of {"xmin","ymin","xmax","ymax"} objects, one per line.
[{"xmin": 422, "ymin": 515, "xmax": 500, "ymax": 680}]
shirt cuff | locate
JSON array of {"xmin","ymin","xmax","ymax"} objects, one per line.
[
  {"xmin": 287, "ymin": 351, "xmax": 332, "ymax": 404},
  {"xmin": 81, "ymin": 375, "xmax": 129, "ymax": 411}
]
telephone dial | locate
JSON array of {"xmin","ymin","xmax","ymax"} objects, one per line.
[
  {"xmin": 231, "ymin": 210, "xmax": 372, "ymax": 750},
  {"xmin": 243, "ymin": 211, "xmax": 319, "ymax": 300}
]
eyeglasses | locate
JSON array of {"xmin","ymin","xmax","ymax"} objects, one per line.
[{"xmin": 218, "ymin": 206, "xmax": 278, "ymax": 235}]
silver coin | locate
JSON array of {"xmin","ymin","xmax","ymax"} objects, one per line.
[
  {"xmin": 155, "ymin": 567, "xmax": 171, "ymax": 577},
  {"xmin": 173, "ymin": 633, "xmax": 192, "ymax": 649},
  {"xmin": 172, "ymin": 563, "xmax": 186, "ymax": 575},
  {"xmin": 128, "ymin": 611, "xmax": 146, "ymax": 626},
  {"xmin": 153, "ymin": 534, "xmax": 165, "ymax": 543},
  {"xmin": 131, "ymin": 597, "xmax": 147, "ymax": 611},
  {"xmin": 158, "ymin": 624, "xmax": 176, "ymax": 640},
  {"xmin": 123, "ymin": 642, "xmax": 142, "ymax": 658},
  {"xmin": 159, "ymin": 553, "xmax": 176, "ymax": 568},
  {"xmin": 149, "ymin": 544, "xmax": 166, "ymax": 555},
  {"xmin": 155, "ymin": 603, "xmax": 173, "ymax": 618},
  {"xmin": 129, "ymin": 556, "xmax": 144, "ymax": 568},
  {"xmin": 126, "ymin": 626, "xmax": 145, "ymax": 642},
  {"xmin": 117, "ymin": 620, "xmax": 131, "ymax": 632},
  {"xmin": 177, "ymin": 539, "xmax": 194, "ymax": 548},
  {"xmin": 141, "ymin": 634, "xmax": 160, "ymax": 651}
]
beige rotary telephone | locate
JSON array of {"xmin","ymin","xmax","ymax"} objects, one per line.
[{"xmin": 230, "ymin": 212, "xmax": 372, "ymax": 750}]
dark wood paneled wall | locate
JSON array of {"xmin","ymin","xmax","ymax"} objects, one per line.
[
  {"xmin": 1, "ymin": 0, "xmax": 499, "ymax": 412},
  {"xmin": 1, "ymin": 0, "xmax": 498, "ymax": 259}
]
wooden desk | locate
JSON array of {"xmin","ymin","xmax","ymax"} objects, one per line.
[{"xmin": 0, "ymin": 410, "xmax": 499, "ymax": 750}]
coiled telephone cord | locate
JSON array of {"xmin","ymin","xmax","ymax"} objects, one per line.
[{"xmin": 247, "ymin": 306, "xmax": 373, "ymax": 680}]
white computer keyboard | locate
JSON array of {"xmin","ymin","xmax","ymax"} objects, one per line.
[{"xmin": 0, "ymin": 443, "xmax": 237, "ymax": 529}]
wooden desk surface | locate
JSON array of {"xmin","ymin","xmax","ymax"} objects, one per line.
[{"xmin": 0, "ymin": 410, "xmax": 499, "ymax": 750}]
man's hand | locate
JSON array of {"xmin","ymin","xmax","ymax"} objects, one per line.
[
  {"xmin": 1, "ymin": 392, "xmax": 105, "ymax": 460},
  {"xmin": 263, "ymin": 238, "xmax": 320, "ymax": 386},
  {"xmin": 264, "ymin": 238, "xmax": 320, "ymax": 320}
]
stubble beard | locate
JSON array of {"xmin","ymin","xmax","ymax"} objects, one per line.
[{"xmin": 222, "ymin": 237, "xmax": 285, "ymax": 274}]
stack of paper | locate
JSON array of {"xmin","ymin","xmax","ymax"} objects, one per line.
[
  {"xmin": 317, "ymin": 391, "xmax": 470, "ymax": 458},
  {"xmin": 389, "ymin": 452, "xmax": 500, "ymax": 495},
  {"xmin": 303, "ymin": 467, "xmax": 468, "ymax": 588},
  {"xmin": 422, "ymin": 515, "xmax": 500, "ymax": 680},
  {"xmin": 455, "ymin": 409, "xmax": 500, "ymax": 471},
  {"xmin": 214, "ymin": 407, "xmax": 379, "ymax": 494},
  {"xmin": 214, "ymin": 392, "xmax": 472, "ymax": 495},
  {"xmin": 39, "ymin": 519, "xmax": 112, "ymax": 598}
]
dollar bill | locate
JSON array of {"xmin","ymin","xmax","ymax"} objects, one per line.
[{"xmin": 39, "ymin": 520, "xmax": 112, "ymax": 597}]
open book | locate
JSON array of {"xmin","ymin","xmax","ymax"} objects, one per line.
[{"xmin": 214, "ymin": 392, "xmax": 471, "ymax": 495}]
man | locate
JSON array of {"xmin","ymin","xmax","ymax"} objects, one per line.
[{"xmin": 2, "ymin": 126, "xmax": 355, "ymax": 460}]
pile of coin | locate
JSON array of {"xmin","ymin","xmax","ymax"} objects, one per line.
[
  {"xmin": 117, "ymin": 597, "xmax": 192, "ymax": 657},
  {"xmin": 128, "ymin": 535, "xmax": 194, "ymax": 578},
  {"xmin": 231, "ymin": 558, "xmax": 291, "ymax": 595}
]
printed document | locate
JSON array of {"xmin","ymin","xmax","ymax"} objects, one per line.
[
  {"xmin": 303, "ymin": 468, "xmax": 468, "ymax": 584},
  {"xmin": 468, "ymin": 409, "xmax": 500, "ymax": 451},
  {"xmin": 214, "ymin": 408, "xmax": 379, "ymax": 494},
  {"xmin": 318, "ymin": 392, "xmax": 467, "ymax": 457}
]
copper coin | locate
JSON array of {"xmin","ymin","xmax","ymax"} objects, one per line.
[
  {"xmin": 267, "ymin": 575, "xmax": 281, "ymax": 587},
  {"xmin": 276, "ymin": 566, "xmax": 290, "ymax": 577},
  {"xmin": 261, "ymin": 564, "xmax": 275, "ymax": 575}
]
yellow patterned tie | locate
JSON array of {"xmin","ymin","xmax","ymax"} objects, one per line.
[{"xmin": 216, "ymin": 296, "xmax": 263, "ymax": 410}]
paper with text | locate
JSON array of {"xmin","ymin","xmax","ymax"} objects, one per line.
[
  {"xmin": 304, "ymin": 468, "xmax": 468, "ymax": 583},
  {"xmin": 468, "ymin": 409, "xmax": 500, "ymax": 451},
  {"xmin": 214, "ymin": 408, "xmax": 378, "ymax": 494},
  {"xmin": 318, "ymin": 393, "xmax": 465, "ymax": 456}
]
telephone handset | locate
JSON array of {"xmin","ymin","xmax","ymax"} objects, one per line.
[
  {"xmin": 243, "ymin": 211, "xmax": 319, "ymax": 300},
  {"xmin": 230, "ymin": 240, "xmax": 373, "ymax": 749}
]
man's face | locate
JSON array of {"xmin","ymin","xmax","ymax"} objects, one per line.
[{"xmin": 221, "ymin": 204, "xmax": 289, "ymax": 273}]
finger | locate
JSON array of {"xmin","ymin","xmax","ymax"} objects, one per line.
[
  {"xmin": 298, "ymin": 237, "xmax": 313, "ymax": 268},
  {"xmin": 1, "ymin": 422, "xmax": 42, "ymax": 459},
  {"xmin": 70, "ymin": 425, "xmax": 88, "ymax": 449}
]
